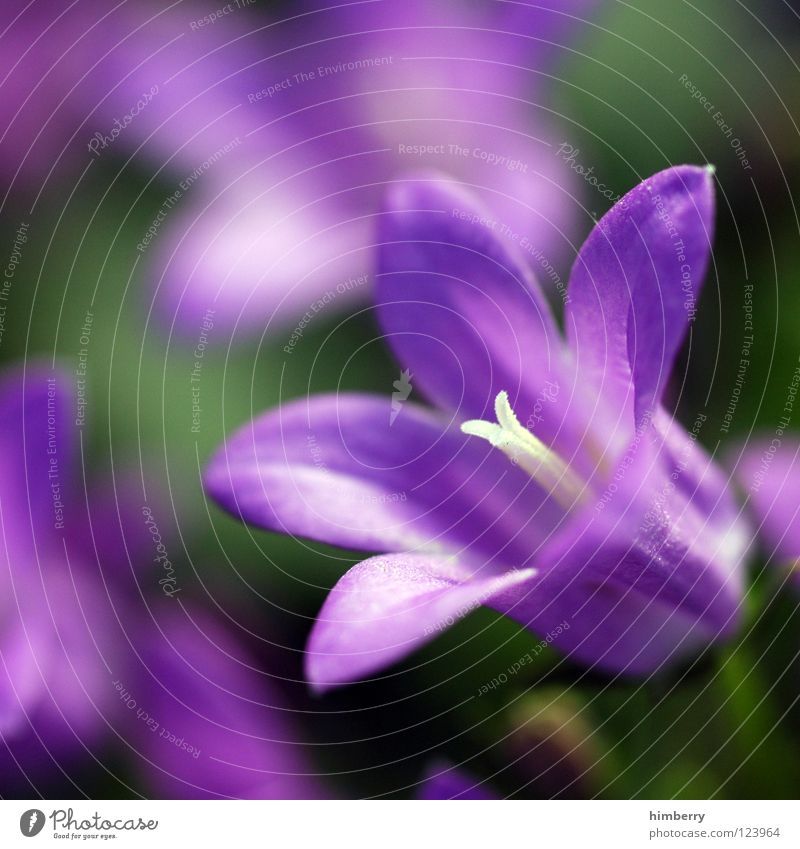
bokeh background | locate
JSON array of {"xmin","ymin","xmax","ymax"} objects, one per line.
[{"xmin": 1, "ymin": 0, "xmax": 799, "ymax": 799}]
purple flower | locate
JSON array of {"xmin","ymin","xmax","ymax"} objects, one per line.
[
  {"xmin": 736, "ymin": 438, "xmax": 800, "ymax": 587},
  {"xmin": 206, "ymin": 166, "xmax": 749, "ymax": 692},
  {"xmin": 1, "ymin": 1, "xmax": 600, "ymax": 334},
  {"xmin": 0, "ymin": 366, "xmax": 325, "ymax": 798}
]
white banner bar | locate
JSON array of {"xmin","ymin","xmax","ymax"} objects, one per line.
[{"xmin": 1, "ymin": 799, "xmax": 796, "ymax": 848}]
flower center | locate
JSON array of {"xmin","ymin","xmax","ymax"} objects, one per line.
[{"xmin": 461, "ymin": 391, "xmax": 587, "ymax": 510}]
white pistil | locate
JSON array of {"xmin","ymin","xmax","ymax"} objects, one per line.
[{"xmin": 461, "ymin": 391, "xmax": 587, "ymax": 509}]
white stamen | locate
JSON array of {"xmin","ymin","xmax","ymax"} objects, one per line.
[{"xmin": 461, "ymin": 391, "xmax": 586, "ymax": 509}]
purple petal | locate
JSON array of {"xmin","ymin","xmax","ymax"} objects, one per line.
[
  {"xmin": 66, "ymin": 470, "xmax": 180, "ymax": 583},
  {"xmin": 305, "ymin": 552, "xmax": 535, "ymax": 693},
  {"xmin": 0, "ymin": 590, "xmax": 56, "ymax": 738},
  {"xmin": 376, "ymin": 176, "xmax": 576, "ymax": 435},
  {"xmin": 495, "ymin": 552, "xmax": 725, "ymax": 677},
  {"xmin": 502, "ymin": 1, "xmax": 604, "ymax": 67},
  {"xmin": 0, "ymin": 366, "xmax": 117, "ymax": 770},
  {"xmin": 119, "ymin": 607, "xmax": 326, "ymax": 800},
  {"xmin": 303, "ymin": 0, "xmax": 600, "ymax": 88},
  {"xmin": 736, "ymin": 438, "xmax": 800, "ymax": 582},
  {"xmin": 0, "ymin": 365, "xmax": 74, "ymax": 564},
  {"xmin": 0, "ymin": 2, "xmax": 274, "ymax": 185},
  {"xmin": 2, "ymin": 1, "xmax": 597, "ymax": 335},
  {"xmin": 296, "ymin": 407, "xmax": 748, "ymax": 686},
  {"xmin": 376, "ymin": 176, "xmax": 636, "ymax": 473},
  {"xmin": 0, "ymin": 563, "xmax": 119, "ymax": 768},
  {"xmin": 418, "ymin": 762, "xmax": 497, "ymax": 800},
  {"xmin": 0, "ymin": 1, "xmax": 80, "ymax": 183},
  {"xmin": 151, "ymin": 176, "xmax": 372, "ymax": 334},
  {"xmin": 565, "ymin": 166, "xmax": 715, "ymax": 425},
  {"xmin": 499, "ymin": 428, "xmax": 747, "ymax": 676},
  {"xmin": 205, "ymin": 392, "xmax": 562, "ymax": 565}
]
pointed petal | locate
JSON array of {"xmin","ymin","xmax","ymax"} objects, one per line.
[
  {"xmin": 565, "ymin": 166, "xmax": 715, "ymax": 425},
  {"xmin": 304, "ymin": 553, "xmax": 536, "ymax": 693}
]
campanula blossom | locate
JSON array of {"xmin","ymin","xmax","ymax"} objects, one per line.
[
  {"xmin": 206, "ymin": 166, "xmax": 749, "ymax": 692},
  {"xmin": 737, "ymin": 438, "xmax": 800, "ymax": 587},
  {"xmin": 0, "ymin": 0, "xmax": 600, "ymax": 333},
  {"xmin": 0, "ymin": 366, "xmax": 324, "ymax": 798}
]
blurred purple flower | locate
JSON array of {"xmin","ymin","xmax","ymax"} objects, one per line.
[
  {"xmin": 206, "ymin": 167, "xmax": 748, "ymax": 691},
  {"xmin": 0, "ymin": 366, "xmax": 325, "ymax": 798},
  {"xmin": 418, "ymin": 762, "xmax": 496, "ymax": 800},
  {"xmin": 112, "ymin": 604, "xmax": 326, "ymax": 800},
  {"xmin": 0, "ymin": 366, "xmax": 116, "ymax": 776},
  {"xmin": 1, "ymin": 0, "xmax": 600, "ymax": 334},
  {"xmin": 736, "ymin": 438, "xmax": 800, "ymax": 587}
]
